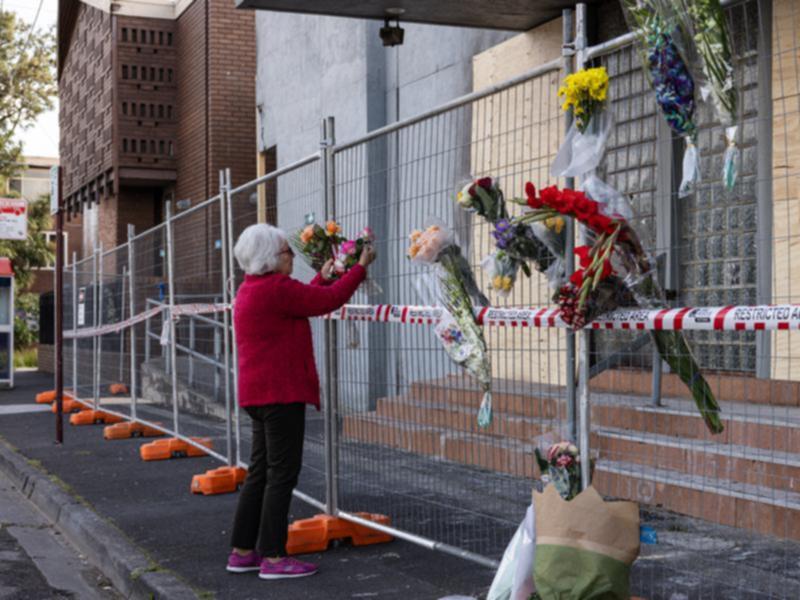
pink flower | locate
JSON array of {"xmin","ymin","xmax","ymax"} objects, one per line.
[
  {"xmin": 556, "ymin": 454, "xmax": 574, "ymax": 468},
  {"xmin": 341, "ymin": 240, "xmax": 357, "ymax": 256},
  {"xmin": 361, "ymin": 227, "xmax": 375, "ymax": 242}
]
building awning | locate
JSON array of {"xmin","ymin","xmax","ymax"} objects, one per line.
[
  {"xmin": 234, "ymin": 0, "xmax": 589, "ymax": 31},
  {"xmin": 0, "ymin": 258, "xmax": 13, "ymax": 278}
]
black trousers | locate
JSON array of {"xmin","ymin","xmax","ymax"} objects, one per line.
[{"xmin": 230, "ymin": 403, "xmax": 306, "ymax": 557}]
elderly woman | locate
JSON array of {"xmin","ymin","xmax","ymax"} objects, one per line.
[{"xmin": 226, "ymin": 223, "xmax": 375, "ymax": 580}]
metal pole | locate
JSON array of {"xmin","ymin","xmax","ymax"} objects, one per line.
[
  {"xmin": 164, "ymin": 202, "xmax": 180, "ymax": 435},
  {"xmin": 562, "ymin": 7, "xmax": 577, "ymax": 444},
  {"xmin": 224, "ymin": 167, "xmax": 242, "ymax": 466},
  {"xmin": 218, "ymin": 170, "xmax": 233, "ymax": 466},
  {"xmin": 92, "ymin": 245, "xmax": 99, "ymax": 410},
  {"xmin": 188, "ymin": 317, "xmax": 195, "ymax": 386},
  {"xmin": 55, "ymin": 167, "xmax": 64, "ymax": 443},
  {"xmin": 321, "ymin": 116, "xmax": 339, "ymax": 515},
  {"xmin": 127, "ymin": 224, "xmax": 137, "ymax": 420},
  {"xmin": 576, "ymin": 2, "xmax": 592, "ymax": 489},
  {"xmin": 97, "ymin": 243, "xmax": 104, "ymax": 408},
  {"xmin": 71, "ymin": 252, "xmax": 77, "ymax": 400},
  {"xmin": 119, "ymin": 266, "xmax": 127, "ymax": 382}
]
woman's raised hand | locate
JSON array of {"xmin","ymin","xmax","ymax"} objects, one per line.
[
  {"xmin": 320, "ymin": 259, "xmax": 335, "ymax": 281},
  {"xmin": 359, "ymin": 244, "xmax": 376, "ymax": 268}
]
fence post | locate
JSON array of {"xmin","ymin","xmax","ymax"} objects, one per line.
[
  {"xmin": 219, "ymin": 170, "xmax": 234, "ymax": 466},
  {"xmin": 224, "ymin": 167, "xmax": 242, "ymax": 466},
  {"xmin": 562, "ymin": 7, "xmax": 578, "ymax": 444},
  {"xmin": 72, "ymin": 252, "xmax": 78, "ymax": 399},
  {"xmin": 127, "ymin": 225, "xmax": 137, "ymax": 420},
  {"xmin": 188, "ymin": 318, "xmax": 195, "ymax": 386},
  {"xmin": 321, "ymin": 116, "xmax": 340, "ymax": 515},
  {"xmin": 575, "ymin": 2, "xmax": 592, "ymax": 489},
  {"xmin": 92, "ymin": 244, "xmax": 101, "ymax": 409},
  {"xmin": 165, "ymin": 202, "xmax": 180, "ymax": 435},
  {"xmin": 119, "ymin": 266, "xmax": 127, "ymax": 385}
]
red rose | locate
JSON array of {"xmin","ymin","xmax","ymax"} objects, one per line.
[
  {"xmin": 572, "ymin": 192, "xmax": 599, "ymax": 221},
  {"xmin": 525, "ymin": 182, "xmax": 543, "ymax": 209},
  {"xmin": 574, "ymin": 245, "xmax": 592, "ymax": 269},
  {"xmin": 477, "ymin": 177, "xmax": 493, "ymax": 190},
  {"xmin": 468, "ymin": 184, "xmax": 476, "ymax": 197},
  {"xmin": 588, "ymin": 213, "xmax": 618, "ymax": 235},
  {"xmin": 570, "ymin": 269, "xmax": 585, "ymax": 287},
  {"xmin": 600, "ymin": 258, "xmax": 613, "ymax": 280}
]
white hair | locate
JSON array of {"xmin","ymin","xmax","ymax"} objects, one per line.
[{"xmin": 234, "ymin": 223, "xmax": 287, "ymax": 275}]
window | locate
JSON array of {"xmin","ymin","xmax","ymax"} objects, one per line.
[
  {"xmin": 167, "ymin": 105, "xmax": 173, "ymax": 119},
  {"xmin": 132, "ymin": 29, "xmax": 137, "ymax": 43},
  {"xmin": 168, "ymin": 141, "xmax": 174, "ymax": 156},
  {"xmin": 150, "ymin": 67, "xmax": 156, "ymax": 81},
  {"xmin": 159, "ymin": 31, "xmax": 164, "ymax": 45},
  {"xmin": 122, "ymin": 102, "xmax": 128, "ymax": 115},
  {"xmin": 122, "ymin": 28, "xmax": 128, "ymax": 42},
  {"xmin": 149, "ymin": 30, "xmax": 155, "ymax": 44},
  {"xmin": 167, "ymin": 32, "xmax": 173, "ymax": 46},
  {"xmin": 167, "ymin": 68, "xmax": 173, "ymax": 83},
  {"xmin": 159, "ymin": 67, "xmax": 164, "ymax": 82},
  {"xmin": 150, "ymin": 104, "xmax": 155, "ymax": 118},
  {"xmin": 158, "ymin": 104, "xmax": 164, "ymax": 118},
  {"xmin": 122, "ymin": 65, "xmax": 128, "ymax": 79},
  {"xmin": 159, "ymin": 140, "xmax": 165, "ymax": 155},
  {"xmin": 131, "ymin": 65, "xmax": 137, "ymax": 79},
  {"xmin": 41, "ymin": 232, "xmax": 69, "ymax": 269},
  {"xmin": 141, "ymin": 139, "xmax": 147, "ymax": 153},
  {"xmin": 123, "ymin": 138, "xmax": 128, "ymax": 152}
]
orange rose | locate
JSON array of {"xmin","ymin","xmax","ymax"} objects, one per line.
[
  {"xmin": 300, "ymin": 225, "xmax": 314, "ymax": 244},
  {"xmin": 326, "ymin": 221, "xmax": 340, "ymax": 236},
  {"xmin": 409, "ymin": 229, "xmax": 422, "ymax": 243},
  {"xmin": 408, "ymin": 244, "xmax": 420, "ymax": 259}
]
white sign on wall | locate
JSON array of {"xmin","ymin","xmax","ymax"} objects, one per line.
[{"xmin": 0, "ymin": 198, "xmax": 27, "ymax": 241}]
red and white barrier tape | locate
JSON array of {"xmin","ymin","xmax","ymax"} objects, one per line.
[
  {"xmin": 65, "ymin": 302, "xmax": 800, "ymax": 338},
  {"xmin": 65, "ymin": 303, "xmax": 230, "ymax": 340},
  {"xmin": 323, "ymin": 304, "xmax": 800, "ymax": 331}
]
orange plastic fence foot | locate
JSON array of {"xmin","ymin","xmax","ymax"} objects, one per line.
[
  {"xmin": 104, "ymin": 421, "xmax": 165, "ymax": 440},
  {"xmin": 51, "ymin": 399, "xmax": 88, "ymax": 414},
  {"xmin": 69, "ymin": 410, "xmax": 125, "ymax": 426},
  {"xmin": 286, "ymin": 513, "xmax": 392, "ymax": 555},
  {"xmin": 37, "ymin": 390, "xmax": 74, "ymax": 404},
  {"xmin": 109, "ymin": 383, "xmax": 129, "ymax": 395},
  {"xmin": 140, "ymin": 437, "xmax": 212, "ymax": 461},
  {"xmin": 190, "ymin": 466, "xmax": 246, "ymax": 495}
]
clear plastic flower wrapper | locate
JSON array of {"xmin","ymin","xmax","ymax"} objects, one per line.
[
  {"xmin": 482, "ymin": 250, "xmax": 518, "ymax": 298},
  {"xmin": 551, "ymin": 65, "xmax": 613, "ymax": 179},
  {"xmin": 621, "ymin": 0, "xmax": 700, "ymax": 198},
  {"xmin": 674, "ymin": 0, "xmax": 739, "ymax": 190},
  {"xmin": 408, "ymin": 222, "xmax": 493, "ymax": 427},
  {"xmin": 487, "ymin": 503, "xmax": 537, "ymax": 600}
]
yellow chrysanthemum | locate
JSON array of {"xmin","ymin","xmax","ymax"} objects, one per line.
[
  {"xmin": 545, "ymin": 216, "xmax": 565, "ymax": 235},
  {"xmin": 492, "ymin": 275, "xmax": 503, "ymax": 290},
  {"xmin": 501, "ymin": 276, "xmax": 513, "ymax": 291},
  {"xmin": 558, "ymin": 67, "xmax": 609, "ymax": 131}
]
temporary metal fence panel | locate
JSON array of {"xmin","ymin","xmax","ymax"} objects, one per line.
[
  {"xmin": 227, "ymin": 155, "xmax": 328, "ymax": 507},
  {"xmin": 330, "ymin": 60, "xmax": 567, "ymax": 562}
]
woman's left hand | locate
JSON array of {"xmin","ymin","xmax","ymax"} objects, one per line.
[{"xmin": 320, "ymin": 259, "xmax": 335, "ymax": 281}]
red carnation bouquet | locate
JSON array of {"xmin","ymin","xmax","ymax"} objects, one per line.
[{"xmin": 513, "ymin": 180, "xmax": 723, "ymax": 434}]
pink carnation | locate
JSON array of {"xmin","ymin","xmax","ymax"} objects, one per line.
[
  {"xmin": 361, "ymin": 227, "xmax": 375, "ymax": 242},
  {"xmin": 341, "ymin": 240, "xmax": 357, "ymax": 256},
  {"xmin": 555, "ymin": 454, "xmax": 574, "ymax": 468}
]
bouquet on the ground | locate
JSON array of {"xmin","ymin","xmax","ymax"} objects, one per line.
[
  {"xmin": 408, "ymin": 224, "xmax": 493, "ymax": 427},
  {"xmin": 290, "ymin": 220, "xmax": 345, "ymax": 271},
  {"xmin": 455, "ymin": 177, "xmax": 565, "ymax": 297},
  {"xmin": 675, "ymin": 0, "xmax": 739, "ymax": 189},
  {"xmin": 622, "ymin": 0, "xmax": 699, "ymax": 197},
  {"xmin": 531, "ymin": 441, "xmax": 640, "ymax": 600},
  {"xmin": 552, "ymin": 67, "xmax": 614, "ymax": 180},
  {"xmin": 517, "ymin": 181, "xmax": 723, "ymax": 434}
]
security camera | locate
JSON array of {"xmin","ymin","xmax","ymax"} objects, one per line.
[{"xmin": 380, "ymin": 18, "xmax": 404, "ymax": 47}]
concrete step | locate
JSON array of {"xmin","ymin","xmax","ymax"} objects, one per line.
[
  {"xmin": 592, "ymin": 368, "xmax": 800, "ymax": 407},
  {"xmin": 375, "ymin": 396, "xmax": 558, "ymax": 442},
  {"xmin": 593, "ymin": 427, "xmax": 800, "ymax": 494},
  {"xmin": 341, "ymin": 412, "xmax": 800, "ymax": 540}
]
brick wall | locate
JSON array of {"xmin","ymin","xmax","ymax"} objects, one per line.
[
  {"xmin": 59, "ymin": 3, "xmax": 113, "ymax": 203},
  {"xmin": 175, "ymin": 0, "xmax": 208, "ymax": 205}
]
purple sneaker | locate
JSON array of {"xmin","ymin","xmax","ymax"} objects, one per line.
[
  {"xmin": 258, "ymin": 556, "xmax": 318, "ymax": 579},
  {"xmin": 226, "ymin": 550, "xmax": 261, "ymax": 573}
]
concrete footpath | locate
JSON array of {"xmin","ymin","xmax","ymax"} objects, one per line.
[{"xmin": 0, "ymin": 371, "xmax": 495, "ymax": 600}]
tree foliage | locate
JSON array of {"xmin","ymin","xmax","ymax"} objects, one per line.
[{"xmin": 0, "ymin": 10, "xmax": 56, "ymax": 179}]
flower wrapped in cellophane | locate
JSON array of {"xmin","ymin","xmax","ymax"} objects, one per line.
[
  {"xmin": 675, "ymin": 0, "xmax": 739, "ymax": 189},
  {"xmin": 518, "ymin": 181, "xmax": 723, "ymax": 434},
  {"xmin": 621, "ymin": 0, "xmax": 699, "ymax": 197},
  {"xmin": 408, "ymin": 223, "xmax": 493, "ymax": 427},
  {"xmin": 290, "ymin": 220, "xmax": 345, "ymax": 271},
  {"xmin": 331, "ymin": 227, "xmax": 383, "ymax": 295},
  {"xmin": 455, "ymin": 177, "xmax": 565, "ymax": 298},
  {"xmin": 552, "ymin": 67, "xmax": 614, "ymax": 179}
]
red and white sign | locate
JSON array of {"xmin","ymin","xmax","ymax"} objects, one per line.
[{"xmin": 0, "ymin": 199, "xmax": 27, "ymax": 241}]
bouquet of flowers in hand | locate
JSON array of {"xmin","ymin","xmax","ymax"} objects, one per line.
[
  {"xmin": 520, "ymin": 181, "xmax": 724, "ymax": 434},
  {"xmin": 622, "ymin": 0, "xmax": 699, "ymax": 197},
  {"xmin": 534, "ymin": 441, "xmax": 592, "ymax": 501},
  {"xmin": 290, "ymin": 220, "xmax": 345, "ymax": 271},
  {"xmin": 408, "ymin": 224, "xmax": 493, "ymax": 426},
  {"xmin": 456, "ymin": 177, "xmax": 565, "ymax": 297}
]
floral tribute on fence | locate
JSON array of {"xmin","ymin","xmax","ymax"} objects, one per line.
[{"xmin": 407, "ymin": 224, "xmax": 494, "ymax": 427}]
